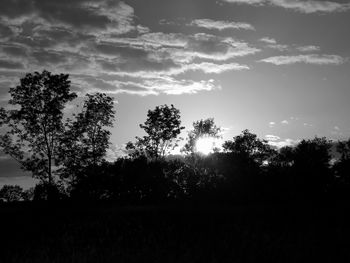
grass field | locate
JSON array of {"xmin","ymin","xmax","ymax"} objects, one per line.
[{"xmin": 0, "ymin": 203, "xmax": 349, "ymax": 262}]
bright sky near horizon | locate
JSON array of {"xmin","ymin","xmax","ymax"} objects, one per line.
[{"xmin": 0, "ymin": 0, "xmax": 349, "ymax": 188}]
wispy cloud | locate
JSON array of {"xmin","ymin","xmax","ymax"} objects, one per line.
[
  {"xmin": 104, "ymin": 62, "xmax": 249, "ymax": 79},
  {"xmin": 297, "ymin": 45, "xmax": 321, "ymax": 52},
  {"xmin": 222, "ymin": 0, "xmax": 350, "ymax": 13},
  {"xmin": 74, "ymin": 75, "xmax": 221, "ymax": 96},
  {"xmin": 265, "ymin": 134, "xmax": 280, "ymax": 141},
  {"xmin": 259, "ymin": 37, "xmax": 289, "ymax": 51},
  {"xmin": 268, "ymin": 138, "xmax": 300, "ymax": 148},
  {"xmin": 190, "ymin": 19, "xmax": 255, "ymax": 31},
  {"xmin": 260, "ymin": 37, "xmax": 277, "ymax": 44},
  {"xmin": 259, "ymin": 54, "xmax": 346, "ymax": 65},
  {"xmin": 0, "ymin": 1, "xmax": 260, "ymax": 97}
]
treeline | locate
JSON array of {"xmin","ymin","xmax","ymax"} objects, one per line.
[{"xmin": 1, "ymin": 71, "xmax": 350, "ymax": 204}]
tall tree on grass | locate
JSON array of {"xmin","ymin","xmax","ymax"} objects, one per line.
[
  {"xmin": 0, "ymin": 71, "xmax": 77, "ymax": 186},
  {"xmin": 128, "ymin": 104, "xmax": 184, "ymax": 159},
  {"xmin": 57, "ymin": 93, "xmax": 115, "ymax": 182}
]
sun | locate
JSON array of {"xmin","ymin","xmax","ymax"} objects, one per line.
[{"xmin": 195, "ymin": 136, "xmax": 216, "ymax": 155}]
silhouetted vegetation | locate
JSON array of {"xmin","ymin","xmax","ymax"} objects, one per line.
[
  {"xmin": 126, "ymin": 104, "xmax": 184, "ymax": 159},
  {"xmin": 2, "ymin": 71, "xmax": 350, "ymax": 262},
  {"xmin": 1, "ymin": 71, "xmax": 350, "ymax": 205}
]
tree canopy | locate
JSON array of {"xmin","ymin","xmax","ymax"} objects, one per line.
[
  {"xmin": 0, "ymin": 70, "xmax": 77, "ymax": 185},
  {"xmin": 57, "ymin": 93, "xmax": 115, "ymax": 182},
  {"xmin": 182, "ymin": 118, "xmax": 221, "ymax": 154},
  {"xmin": 223, "ymin": 129, "xmax": 275, "ymax": 165},
  {"xmin": 128, "ymin": 104, "xmax": 184, "ymax": 159}
]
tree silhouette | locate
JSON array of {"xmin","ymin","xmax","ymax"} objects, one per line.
[
  {"xmin": 182, "ymin": 118, "xmax": 221, "ymax": 154},
  {"xmin": 129, "ymin": 104, "xmax": 184, "ymax": 159},
  {"xmin": 0, "ymin": 71, "xmax": 77, "ymax": 190},
  {"xmin": 58, "ymin": 93, "xmax": 115, "ymax": 185},
  {"xmin": 334, "ymin": 139, "xmax": 350, "ymax": 185},
  {"xmin": 0, "ymin": 185, "xmax": 24, "ymax": 202},
  {"xmin": 223, "ymin": 129, "xmax": 275, "ymax": 165},
  {"xmin": 292, "ymin": 137, "xmax": 332, "ymax": 198}
]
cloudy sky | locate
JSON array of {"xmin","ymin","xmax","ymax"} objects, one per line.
[{"xmin": 0, "ymin": 0, "xmax": 350, "ymax": 187}]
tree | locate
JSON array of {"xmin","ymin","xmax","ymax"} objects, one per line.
[
  {"xmin": 0, "ymin": 185, "xmax": 24, "ymax": 202},
  {"xmin": 223, "ymin": 129, "xmax": 275, "ymax": 165},
  {"xmin": 292, "ymin": 137, "xmax": 332, "ymax": 196},
  {"xmin": 0, "ymin": 71, "xmax": 77, "ymax": 187},
  {"xmin": 130, "ymin": 104, "xmax": 184, "ymax": 159},
  {"xmin": 57, "ymin": 93, "xmax": 115, "ymax": 183},
  {"xmin": 334, "ymin": 139, "xmax": 350, "ymax": 184},
  {"xmin": 182, "ymin": 118, "xmax": 221, "ymax": 154}
]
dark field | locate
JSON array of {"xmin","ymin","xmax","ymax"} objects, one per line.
[{"xmin": 1, "ymin": 203, "xmax": 350, "ymax": 263}]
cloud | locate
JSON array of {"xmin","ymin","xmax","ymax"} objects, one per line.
[
  {"xmin": 260, "ymin": 37, "xmax": 277, "ymax": 44},
  {"xmin": 74, "ymin": 75, "xmax": 221, "ymax": 96},
  {"xmin": 103, "ymin": 62, "xmax": 249, "ymax": 79},
  {"xmin": 265, "ymin": 134, "xmax": 280, "ymax": 141},
  {"xmin": 259, "ymin": 54, "xmax": 346, "ymax": 65},
  {"xmin": 224, "ymin": 0, "xmax": 265, "ymax": 4},
  {"xmin": 267, "ymin": 44, "xmax": 289, "ymax": 51},
  {"xmin": 159, "ymin": 18, "xmax": 187, "ymax": 26},
  {"xmin": 281, "ymin": 120, "xmax": 289, "ymax": 124},
  {"xmin": 331, "ymin": 126, "xmax": 343, "ymax": 136},
  {"xmin": 181, "ymin": 62, "xmax": 249, "ymax": 74},
  {"xmin": 0, "ymin": 1, "xmax": 260, "ymax": 97},
  {"xmin": 290, "ymin": 116, "xmax": 299, "ymax": 120},
  {"xmin": 190, "ymin": 19, "xmax": 255, "ymax": 31},
  {"xmin": 0, "ymin": 59, "xmax": 24, "ymax": 70},
  {"xmin": 182, "ymin": 33, "xmax": 260, "ymax": 61},
  {"xmin": 268, "ymin": 138, "xmax": 300, "ymax": 148},
  {"xmin": 303, "ymin": 122, "xmax": 313, "ymax": 127},
  {"xmin": 222, "ymin": 0, "xmax": 350, "ymax": 13},
  {"xmin": 297, "ymin": 45, "xmax": 320, "ymax": 52},
  {"xmin": 140, "ymin": 78, "xmax": 220, "ymax": 95},
  {"xmin": 259, "ymin": 37, "xmax": 289, "ymax": 51},
  {"xmin": 269, "ymin": 121, "xmax": 276, "ymax": 127}
]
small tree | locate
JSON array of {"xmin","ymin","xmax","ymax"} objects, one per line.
[
  {"xmin": 58, "ymin": 93, "xmax": 115, "ymax": 183},
  {"xmin": 0, "ymin": 71, "xmax": 77, "ymax": 188},
  {"xmin": 0, "ymin": 185, "xmax": 24, "ymax": 202},
  {"xmin": 131, "ymin": 104, "xmax": 184, "ymax": 159},
  {"xmin": 223, "ymin": 129, "xmax": 275, "ymax": 165},
  {"xmin": 334, "ymin": 139, "xmax": 350, "ymax": 185},
  {"xmin": 182, "ymin": 118, "xmax": 221, "ymax": 154},
  {"xmin": 292, "ymin": 137, "xmax": 332, "ymax": 195}
]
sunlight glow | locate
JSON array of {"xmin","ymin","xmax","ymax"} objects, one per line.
[{"xmin": 195, "ymin": 136, "xmax": 217, "ymax": 155}]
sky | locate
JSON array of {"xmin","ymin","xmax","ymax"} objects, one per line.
[{"xmin": 0, "ymin": 0, "xmax": 349, "ymax": 188}]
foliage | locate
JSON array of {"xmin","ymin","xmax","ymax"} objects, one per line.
[
  {"xmin": 0, "ymin": 185, "xmax": 24, "ymax": 202},
  {"xmin": 334, "ymin": 139, "xmax": 350, "ymax": 184},
  {"xmin": 0, "ymin": 70, "xmax": 77, "ymax": 186},
  {"xmin": 130, "ymin": 104, "xmax": 184, "ymax": 159},
  {"xmin": 223, "ymin": 129, "xmax": 276, "ymax": 165},
  {"xmin": 32, "ymin": 181, "xmax": 67, "ymax": 201},
  {"xmin": 268, "ymin": 137, "xmax": 333, "ymax": 200},
  {"xmin": 57, "ymin": 93, "xmax": 115, "ymax": 183},
  {"xmin": 332, "ymin": 139, "xmax": 350, "ymax": 198},
  {"xmin": 182, "ymin": 118, "xmax": 221, "ymax": 154},
  {"xmin": 292, "ymin": 137, "xmax": 332, "ymax": 192},
  {"xmin": 2, "ymin": 81, "xmax": 350, "ymax": 204}
]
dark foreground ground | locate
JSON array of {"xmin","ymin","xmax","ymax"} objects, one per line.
[{"xmin": 0, "ymin": 202, "xmax": 350, "ymax": 263}]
